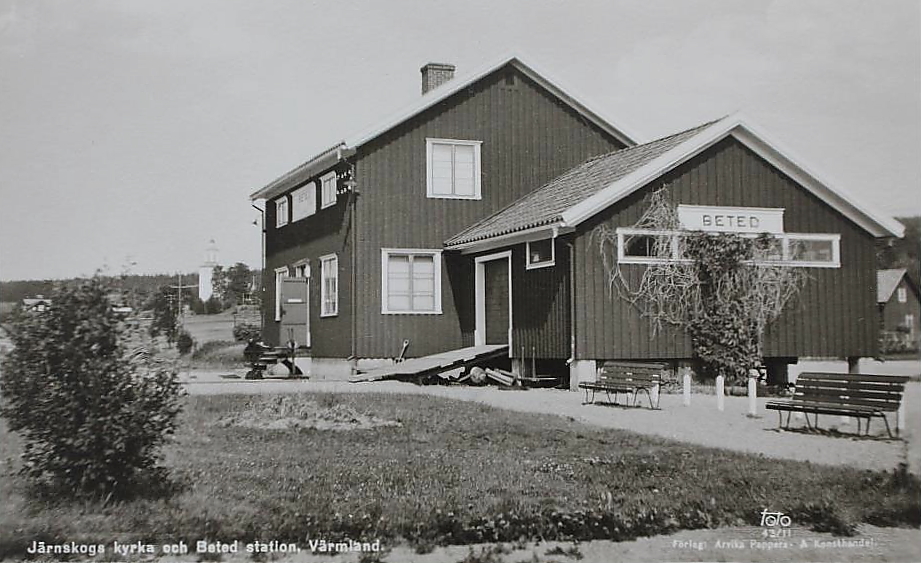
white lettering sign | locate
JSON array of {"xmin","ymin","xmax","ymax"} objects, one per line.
[{"xmin": 677, "ymin": 205, "xmax": 784, "ymax": 234}]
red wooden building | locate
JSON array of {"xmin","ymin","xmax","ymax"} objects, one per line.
[
  {"xmin": 877, "ymin": 269, "xmax": 921, "ymax": 352},
  {"xmin": 251, "ymin": 55, "xmax": 904, "ymax": 382}
]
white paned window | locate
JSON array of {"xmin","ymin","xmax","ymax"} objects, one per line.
[
  {"xmin": 381, "ymin": 249, "xmax": 443, "ymax": 314},
  {"xmin": 906, "ymin": 314, "xmax": 916, "ymax": 335},
  {"xmin": 320, "ymin": 171, "xmax": 337, "ymax": 209},
  {"xmin": 320, "ymin": 254, "xmax": 338, "ymax": 317},
  {"xmin": 526, "ymin": 238, "xmax": 555, "ymax": 269},
  {"xmin": 898, "ymin": 287, "xmax": 907, "ymax": 303},
  {"xmin": 615, "ymin": 228, "xmax": 841, "ymax": 268},
  {"xmin": 274, "ymin": 266, "xmax": 289, "ymax": 321},
  {"xmin": 291, "ymin": 185, "xmax": 316, "ymax": 221},
  {"xmin": 275, "ymin": 197, "xmax": 289, "ymax": 228},
  {"xmin": 426, "ymin": 138, "xmax": 482, "ymax": 199}
]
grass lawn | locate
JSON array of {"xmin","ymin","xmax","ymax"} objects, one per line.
[{"xmin": 1, "ymin": 393, "xmax": 919, "ymax": 559}]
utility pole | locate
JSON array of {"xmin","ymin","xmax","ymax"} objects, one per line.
[{"xmin": 169, "ymin": 272, "xmax": 197, "ymax": 331}]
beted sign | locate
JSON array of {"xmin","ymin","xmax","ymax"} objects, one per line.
[{"xmin": 677, "ymin": 205, "xmax": 785, "ymax": 234}]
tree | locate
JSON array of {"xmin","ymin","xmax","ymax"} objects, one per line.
[
  {"xmin": 148, "ymin": 286, "xmax": 179, "ymax": 344},
  {"xmin": 211, "ymin": 262, "xmax": 254, "ymax": 308},
  {"xmin": 0, "ymin": 277, "xmax": 183, "ymax": 499}
]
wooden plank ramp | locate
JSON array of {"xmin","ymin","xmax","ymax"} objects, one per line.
[{"xmin": 349, "ymin": 344, "xmax": 509, "ymax": 383}]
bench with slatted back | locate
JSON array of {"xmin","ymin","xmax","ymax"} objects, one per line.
[
  {"xmin": 578, "ymin": 361, "xmax": 666, "ymax": 409},
  {"xmin": 765, "ymin": 372, "xmax": 909, "ymax": 438}
]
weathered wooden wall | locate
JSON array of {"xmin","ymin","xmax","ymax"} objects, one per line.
[
  {"xmin": 352, "ymin": 64, "xmax": 625, "ymax": 358},
  {"xmin": 573, "ymin": 137, "xmax": 880, "ymax": 360}
]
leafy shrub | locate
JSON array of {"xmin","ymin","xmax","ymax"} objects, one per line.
[
  {"xmin": 204, "ymin": 296, "xmax": 224, "ymax": 315},
  {"xmin": 0, "ymin": 277, "xmax": 184, "ymax": 499},
  {"xmin": 177, "ymin": 329, "xmax": 195, "ymax": 355},
  {"xmin": 233, "ymin": 323, "xmax": 262, "ymax": 342}
]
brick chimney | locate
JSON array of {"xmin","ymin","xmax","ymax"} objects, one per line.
[{"xmin": 420, "ymin": 62, "xmax": 456, "ymax": 94}]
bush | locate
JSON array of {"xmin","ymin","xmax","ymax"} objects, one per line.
[
  {"xmin": 204, "ymin": 296, "xmax": 224, "ymax": 315},
  {"xmin": 177, "ymin": 329, "xmax": 195, "ymax": 355},
  {"xmin": 233, "ymin": 323, "xmax": 262, "ymax": 342},
  {"xmin": 0, "ymin": 278, "xmax": 184, "ymax": 499}
]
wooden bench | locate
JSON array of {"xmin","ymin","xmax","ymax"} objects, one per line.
[
  {"xmin": 765, "ymin": 372, "xmax": 909, "ymax": 438},
  {"xmin": 578, "ymin": 361, "xmax": 666, "ymax": 409}
]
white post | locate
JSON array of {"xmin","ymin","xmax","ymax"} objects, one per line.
[
  {"xmin": 898, "ymin": 400, "xmax": 906, "ymax": 436},
  {"xmin": 748, "ymin": 376, "xmax": 757, "ymax": 416},
  {"xmin": 682, "ymin": 369, "xmax": 691, "ymax": 406},
  {"xmin": 716, "ymin": 375, "xmax": 725, "ymax": 411}
]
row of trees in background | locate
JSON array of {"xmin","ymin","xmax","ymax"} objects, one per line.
[{"xmin": 878, "ymin": 216, "xmax": 920, "ymax": 286}]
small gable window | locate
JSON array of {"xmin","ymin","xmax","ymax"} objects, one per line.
[
  {"xmin": 898, "ymin": 287, "xmax": 907, "ymax": 303},
  {"xmin": 320, "ymin": 171, "xmax": 337, "ymax": 209},
  {"xmin": 426, "ymin": 138, "xmax": 482, "ymax": 200},
  {"xmin": 275, "ymin": 196, "xmax": 289, "ymax": 228},
  {"xmin": 526, "ymin": 238, "xmax": 555, "ymax": 269}
]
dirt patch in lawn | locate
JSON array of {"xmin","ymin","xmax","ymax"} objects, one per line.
[{"xmin": 216, "ymin": 395, "xmax": 402, "ymax": 431}]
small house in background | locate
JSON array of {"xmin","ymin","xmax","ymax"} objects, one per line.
[
  {"xmin": 22, "ymin": 295, "xmax": 51, "ymax": 312},
  {"xmin": 877, "ymin": 268, "xmax": 920, "ymax": 353}
]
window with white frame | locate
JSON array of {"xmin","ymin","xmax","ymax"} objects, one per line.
[
  {"xmin": 526, "ymin": 238, "xmax": 555, "ymax": 269},
  {"xmin": 274, "ymin": 266, "xmax": 289, "ymax": 321},
  {"xmin": 381, "ymin": 249, "xmax": 442, "ymax": 314},
  {"xmin": 615, "ymin": 228, "xmax": 841, "ymax": 268},
  {"xmin": 291, "ymin": 185, "xmax": 316, "ymax": 222},
  {"xmin": 320, "ymin": 171, "xmax": 337, "ymax": 209},
  {"xmin": 275, "ymin": 196, "xmax": 289, "ymax": 228},
  {"xmin": 426, "ymin": 138, "xmax": 482, "ymax": 199},
  {"xmin": 898, "ymin": 287, "xmax": 907, "ymax": 303},
  {"xmin": 320, "ymin": 254, "xmax": 338, "ymax": 317},
  {"xmin": 906, "ymin": 314, "xmax": 916, "ymax": 335}
]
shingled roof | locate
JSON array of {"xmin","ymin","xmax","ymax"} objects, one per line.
[
  {"xmin": 446, "ymin": 121, "xmax": 716, "ymax": 247},
  {"xmin": 446, "ymin": 114, "xmax": 904, "ymax": 250}
]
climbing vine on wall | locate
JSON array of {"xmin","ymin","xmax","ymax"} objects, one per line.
[{"xmin": 593, "ymin": 188, "xmax": 806, "ymax": 382}]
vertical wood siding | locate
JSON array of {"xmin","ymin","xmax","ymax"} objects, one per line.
[
  {"xmin": 510, "ymin": 242, "xmax": 571, "ymax": 359},
  {"xmin": 574, "ymin": 137, "xmax": 880, "ymax": 361},
  {"xmin": 353, "ymin": 65, "xmax": 625, "ymax": 358},
  {"xmin": 263, "ymin": 172, "xmax": 353, "ymax": 355}
]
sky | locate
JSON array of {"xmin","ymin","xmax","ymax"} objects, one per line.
[{"xmin": 1, "ymin": 0, "xmax": 919, "ymax": 281}]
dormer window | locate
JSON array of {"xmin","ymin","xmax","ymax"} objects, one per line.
[
  {"xmin": 426, "ymin": 138, "xmax": 482, "ymax": 199},
  {"xmin": 275, "ymin": 196, "xmax": 289, "ymax": 228}
]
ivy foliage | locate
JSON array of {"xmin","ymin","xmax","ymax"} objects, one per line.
[
  {"xmin": 0, "ymin": 277, "xmax": 184, "ymax": 499},
  {"xmin": 684, "ymin": 233, "xmax": 762, "ymax": 381},
  {"xmin": 597, "ymin": 188, "xmax": 805, "ymax": 382}
]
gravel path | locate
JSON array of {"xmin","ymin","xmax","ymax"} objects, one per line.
[{"xmin": 183, "ymin": 372, "xmax": 918, "ymax": 474}]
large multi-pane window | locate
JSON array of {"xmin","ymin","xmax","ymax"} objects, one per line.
[
  {"xmin": 274, "ymin": 266, "xmax": 289, "ymax": 321},
  {"xmin": 615, "ymin": 228, "xmax": 841, "ymax": 268},
  {"xmin": 320, "ymin": 254, "xmax": 338, "ymax": 317},
  {"xmin": 381, "ymin": 249, "xmax": 442, "ymax": 314},
  {"xmin": 426, "ymin": 138, "xmax": 482, "ymax": 199}
]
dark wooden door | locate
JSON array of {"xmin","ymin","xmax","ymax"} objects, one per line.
[{"xmin": 484, "ymin": 259, "xmax": 509, "ymax": 345}]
